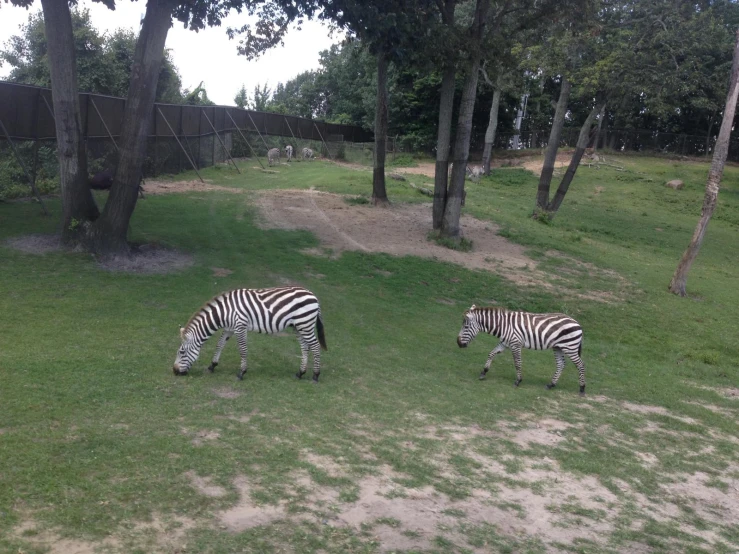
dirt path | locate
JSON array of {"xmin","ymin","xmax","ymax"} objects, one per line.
[
  {"xmin": 254, "ymin": 189, "xmax": 623, "ymax": 301},
  {"xmin": 334, "ymin": 151, "xmax": 574, "ymax": 178}
]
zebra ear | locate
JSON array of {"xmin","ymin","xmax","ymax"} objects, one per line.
[
  {"xmin": 179, "ymin": 326, "xmax": 185, "ymax": 339},
  {"xmin": 470, "ymin": 304, "xmax": 477, "ymax": 310}
]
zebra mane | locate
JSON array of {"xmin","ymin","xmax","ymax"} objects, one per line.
[
  {"xmin": 183, "ymin": 291, "xmax": 228, "ymax": 335},
  {"xmin": 469, "ymin": 305, "xmax": 507, "ymax": 316}
]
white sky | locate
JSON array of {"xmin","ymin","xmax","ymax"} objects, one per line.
[{"xmin": 0, "ymin": 0, "xmax": 340, "ymax": 105}]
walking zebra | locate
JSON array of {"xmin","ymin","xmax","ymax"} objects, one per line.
[
  {"xmin": 173, "ymin": 286, "xmax": 328, "ymax": 382},
  {"xmin": 302, "ymin": 147, "xmax": 314, "ymax": 160},
  {"xmin": 457, "ymin": 305, "xmax": 586, "ymax": 395},
  {"xmin": 285, "ymin": 145, "xmax": 293, "ymax": 162},
  {"xmin": 267, "ymin": 148, "xmax": 280, "ymax": 166}
]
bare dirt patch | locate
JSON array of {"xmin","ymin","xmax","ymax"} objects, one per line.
[
  {"xmin": 142, "ymin": 179, "xmax": 242, "ymax": 195},
  {"xmin": 211, "ymin": 387, "xmax": 242, "ymax": 399},
  {"xmin": 12, "ymin": 514, "xmax": 195, "ymax": 554},
  {"xmin": 97, "ymin": 244, "xmax": 194, "ymax": 274},
  {"xmin": 253, "ymin": 189, "xmax": 625, "ymax": 300},
  {"xmin": 185, "ymin": 470, "xmax": 228, "ymax": 498},
  {"xmin": 520, "ymin": 151, "xmax": 573, "ymax": 176},
  {"xmin": 5, "ymin": 234, "xmax": 62, "ymax": 254}
]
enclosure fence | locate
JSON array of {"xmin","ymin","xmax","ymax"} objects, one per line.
[
  {"xmin": 491, "ymin": 126, "xmax": 739, "ymax": 161},
  {"xmin": 0, "ymin": 80, "xmax": 373, "ymax": 199}
]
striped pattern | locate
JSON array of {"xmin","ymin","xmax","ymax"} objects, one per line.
[
  {"xmin": 285, "ymin": 145, "xmax": 293, "ymax": 162},
  {"xmin": 267, "ymin": 148, "xmax": 280, "ymax": 166},
  {"xmin": 173, "ymin": 286, "xmax": 327, "ymax": 382},
  {"xmin": 457, "ymin": 305, "xmax": 586, "ymax": 395},
  {"xmin": 302, "ymin": 147, "xmax": 314, "ymax": 160}
]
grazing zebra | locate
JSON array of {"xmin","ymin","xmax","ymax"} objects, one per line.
[
  {"xmin": 267, "ymin": 148, "xmax": 280, "ymax": 166},
  {"xmin": 173, "ymin": 286, "xmax": 328, "ymax": 382},
  {"xmin": 457, "ymin": 305, "xmax": 586, "ymax": 395},
  {"xmin": 302, "ymin": 147, "xmax": 314, "ymax": 160},
  {"xmin": 285, "ymin": 145, "xmax": 293, "ymax": 162}
]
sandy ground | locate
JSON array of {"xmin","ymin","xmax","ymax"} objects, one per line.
[
  {"xmin": 13, "ymin": 401, "xmax": 738, "ymax": 553},
  {"xmin": 254, "ymin": 188, "xmax": 622, "ymax": 301}
]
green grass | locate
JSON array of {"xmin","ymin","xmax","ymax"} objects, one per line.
[
  {"xmin": 427, "ymin": 230, "xmax": 474, "ymax": 252},
  {"xmin": 1, "ymin": 155, "xmax": 738, "ymax": 553}
]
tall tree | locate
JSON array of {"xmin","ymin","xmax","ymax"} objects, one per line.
[
  {"xmin": 1, "ymin": 9, "xmax": 183, "ymax": 100},
  {"xmin": 87, "ymin": 0, "xmax": 178, "ymax": 254},
  {"xmin": 38, "ymin": 0, "xmax": 99, "ymax": 242},
  {"xmin": 440, "ymin": 0, "xmax": 493, "ymax": 239},
  {"xmin": 535, "ymin": 77, "xmax": 570, "ymax": 212},
  {"xmin": 431, "ymin": 0, "xmax": 458, "ymax": 229},
  {"xmin": 669, "ymin": 28, "xmax": 739, "ymax": 296},
  {"xmin": 234, "ymin": 84, "xmax": 250, "ymax": 109},
  {"xmin": 229, "ymin": 0, "xmax": 435, "ymax": 206}
]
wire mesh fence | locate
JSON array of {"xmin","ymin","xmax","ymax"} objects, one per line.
[{"xmin": 0, "ymin": 81, "xmax": 372, "ymax": 199}]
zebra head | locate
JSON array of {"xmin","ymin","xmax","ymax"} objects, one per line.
[
  {"xmin": 457, "ymin": 305, "xmax": 482, "ymax": 348},
  {"xmin": 173, "ymin": 326, "xmax": 201, "ymax": 375}
]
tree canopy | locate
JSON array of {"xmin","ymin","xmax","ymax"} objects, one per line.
[{"xmin": 0, "ymin": 8, "xmax": 183, "ymax": 102}]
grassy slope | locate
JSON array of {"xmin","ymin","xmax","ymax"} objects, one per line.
[{"xmin": 0, "ymin": 155, "xmax": 737, "ymax": 553}]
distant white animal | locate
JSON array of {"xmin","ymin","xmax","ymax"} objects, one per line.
[
  {"xmin": 285, "ymin": 145, "xmax": 293, "ymax": 162},
  {"xmin": 466, "ymin": 165, "xmax": 483, "ymax": 181},
  {"xmin": 302, "ymin": 147, "xmax": 314, "ymax": 160},
  {"xmin": 267, "ymin": 148, "xmax": 280, "ymax": 167}
]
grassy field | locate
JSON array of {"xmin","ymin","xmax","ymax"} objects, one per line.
[{"xmin": 1, "ymin": 153, "xmax": 738, "ymax": 553}]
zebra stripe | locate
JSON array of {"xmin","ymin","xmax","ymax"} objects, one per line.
[
  {"xmin": 457, "ymin": 305, "xmax": 586, "ymax": 395},
  {"xmin": 173, "ymin": 286, "xmax": 327, "ymax": 382}
]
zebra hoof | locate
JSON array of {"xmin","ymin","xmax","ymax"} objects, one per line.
[
  {"xmin": 295, "ymin": 372, "xmax": 303, "ymax": 380},
  {"xmin": 312, "ymin": 375, "xmax": 320, "ymax": 384},
  {"xmin": 207, "ymin": 362, "xmax": 218, "ymax": 373},
  {"xmin": 479, "ymin": 373, "xmax": 486, "ymax": 380},
  {"xmin": 546, "ymin": 383, "xmax": 556, "ymax": 390},
  {"xmin": 579, "ymin": 385, "xmax": 586, "ymax": 396},
  {"xmin": 514, "ymin": 379, "xmax": 522, "ymax": 387},
  {"xmin": 237, "ymin": 373, "xmax": 244, "ymax": 381}
]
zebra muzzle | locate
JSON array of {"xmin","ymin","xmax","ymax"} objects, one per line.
[{"xmin": 457, "ymin": 337, "xmax": 467, "ymax": 348}]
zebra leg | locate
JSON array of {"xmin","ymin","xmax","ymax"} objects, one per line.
[
  {"xmin": 208, "ymin": 330, "xmax": 234, "ymax": 372},
  {"xmin": 566, "ymin": 351, "xmax": 587, "ymax": 396},
  {"xmin": 511, "ymin": 346, "xmax": 524, "ymax": 387},
  {"xmin": 236, "ymin": 329, "xmax": 249, "ymax": 380},
  {"xmin": 309, "ymin": 339, "xmax": 321, "ymax": 383},
  {"xmin": 480, "ymin": 342, "xmax": 507, "ymax": 380},
  {"xmin": 546, "ymin": 348, "xmax": 566, "ymax": 390},
  {"xmin": 295, "ymin": 335, "xmax": 309, "ymax": 380}
]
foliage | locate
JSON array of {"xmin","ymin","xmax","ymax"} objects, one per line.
[
  {"xmin": 233, "ymin": 83, "xmax": 250, "ymax": 109},
  {"xmin": 252, "ymin": 82, "xmax": 271, "ymax": 111},
  {"xmin": 183, "ymin": 81, "xmax": 215, "ymax": 106},
  {"xmin": 0, "ymin": 8, "xmax": 183, "ymax": 101}
]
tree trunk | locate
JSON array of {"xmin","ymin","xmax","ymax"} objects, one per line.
[
  {"xmin": 548, "ymin": 102, "xmax": 603, "ymax": 216},
  {"xmin": 535, "ymin": 78, "xmax": 571, "ymax": 213},
  {"xmin": 432, "ymin": 65, "xmax": 457, "ymax": 229},
  {"xmin": 669, "ymin": 29, "xmax": 739, "ymax": 297},
  {"xmin": 372, "ymin": 49, "xmax": 390, "ymax": 206},
  {"xmin": 704, "ymin": 110, "xmax": 716, "ymax": 156},
  {"xmin": 40, "ymin": 0, "xmax": 99, "ymax": 242},
  {"xmin": 88, "ymin": 0, "xmax": 175, "ymax": 254},
  {"xmin": 440, "ymin": 0, "xmax": 490, "ymax": 240},
  {"xmin": 592, "ymin": 103, "xmax": 606, "ymax": 154},
  {"xmin": 481, "ymin": 88, "xmax": 501, "ymax": 175}
]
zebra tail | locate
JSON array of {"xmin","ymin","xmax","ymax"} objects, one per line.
[{"xmin": 317, "ymin": 314, "xmax": 328, "ymax": 351}]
